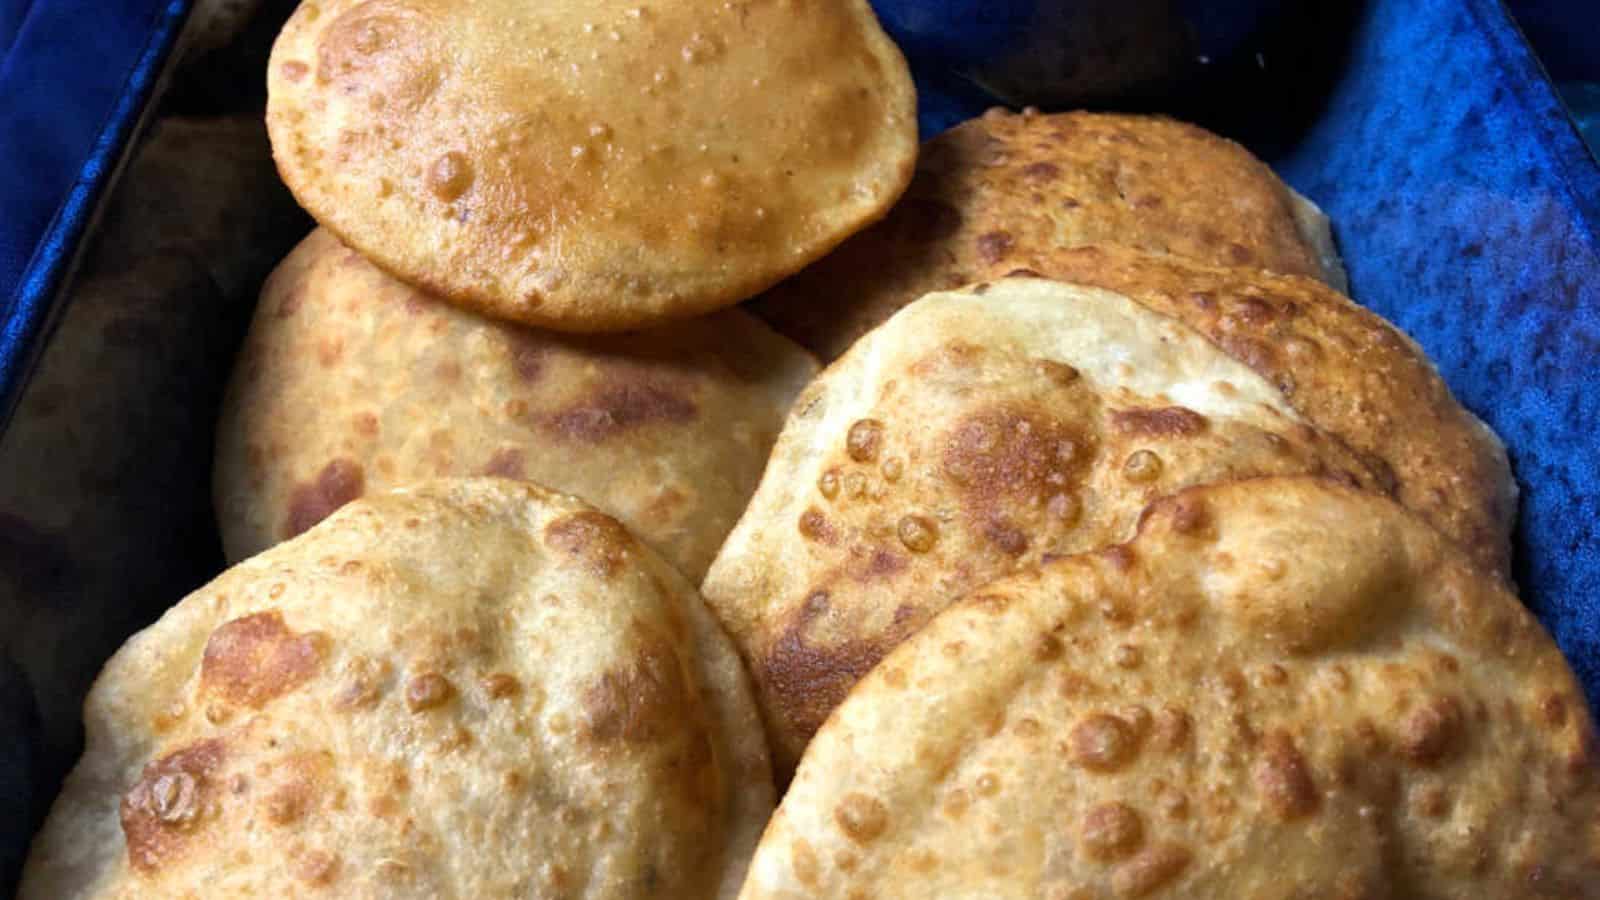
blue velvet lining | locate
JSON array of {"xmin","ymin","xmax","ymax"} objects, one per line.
[{"xmin": 0, "ymin": 0, "xmax": 191, "ymax": 430}]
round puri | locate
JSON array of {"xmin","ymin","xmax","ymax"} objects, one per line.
[
  {"xmin": 20, "ymin": 478, "xmax": 773, "ymax": 899},
  {"xmin": 751, "ymin": 108, "xmax": 1343, "ymax": 360},
  {"xmin": 266, "ymin": 0, "xmax": 918, "ymax": 331},
  {"xmin": 215, "ymin": 228, "xmax": 818, "ymax": 581},
  {"xmin": 742, "ymin": 477, "xmax": 1600, "ymax": 899},
  {"xmin": 997, "ymin": 243, "xmax": 1515, "ymax": 577},
  {"xmin": 703, "ymin": 277, "xmax": 1386, "ymax": 774}
]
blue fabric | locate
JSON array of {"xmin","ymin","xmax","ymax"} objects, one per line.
[
  {"xmin": 0, "ymin": 0, "xmax": 190, "ymax": 430},
  {"xmin": 1267, "ymin": 0, "xmax": 1600, "ymax": 705}
]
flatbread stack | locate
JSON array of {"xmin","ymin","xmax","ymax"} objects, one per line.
[{"xmin": 16, "ymin": 0, "xmax": 1595, "ymax": 896}]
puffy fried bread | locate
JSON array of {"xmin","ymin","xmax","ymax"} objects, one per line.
[
  {"xmin": 752, "ymin": 108, "xmax": 1344, "ymax": 360},
  {"xmin": 215, "ymin": 228, "xmax": 818, "ymax": 580},
  {"xmin": 741, "ymin": 477, "xmax": 1600, "ymax": 899},
  {"xmin": 703, "ymin": 277, "xmax": 1386, "ymax": 773},
  {"xmin": 992, "ymin": 243, "xmax": 1514, "ymax": 576},
  {"xmin": 267, "ymin": 0, "xmax": 918, "ymax": 331},
  {"xmin": 20, "ymin": 479, "xmax": 773, "ymax": 899}
]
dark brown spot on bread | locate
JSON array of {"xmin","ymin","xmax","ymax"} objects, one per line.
[
  {"xmin": 834, "ymin": 792, "xmax": 889, "ymax": 844},
  {"xmin": 121, "ymin": 740, "xmax": 226, "ymax": 872},
  {"xmin": 539, "ymin": 381, "xmax": 696, "ymax": 442},
  {"xmin": 1541, "ymin": 693, "xmax": 1569, "ymax": 728},
  {"xmin": 1022, "ymin": 161, "xmax": 1060, "ymax": 180},
  {"xmin": 1071, "ymin": 714, "xmax": 1138, "ymax": 771},
  {"xmin": 482, "ymin": 447, "xmax": 526, "ymax": 478},
  {"xmin": 855, "ymin": 546, "xmax": 907, "ymax": 581},
  {"xmin": 846, "ymin": 419, "xmax": 884, "ymax": 462},
  {"xmin": 507, "ymin": 335, "xmax": 545, "ymax": 381},
  {"xmin": 984, "ymin": 519, "xmax": 1030, "ymax": 556},
  {"xmin": 799, "ymin": 508, "xmax": 837, "ymax": 544},
  {"xmin": 544, "ymin": 511, "xmax": 632, "ymax": 577},
  {"xmin": 1255, "ymin": 731, "xmax": 1319, "ymax": 819},
  {"xmin": 975, "ymin": 230, "xmax": 1015, "ymax": 264},
  {"xmin": 482, "ymin": 673, "xmax": 521, "ymax": 699},
  {"xmin": 1399, "ymin": 696, "xmax": 1463, "ymax": 765},
  {"xmin": 201, "ymin": 612, "xmax": 326, "ymax": 709},
  {"xmin": 405, "ymin": 672, "xmax": 454, "ymax": 711},
  {"xmin": 1112, "ymin": 843, "xmax": 1191, "ymax": 896},
  {"xmin": 942, "ymin": 408, "xmax": 1092, "ymax": 513},
  {"xmin": 582, "ymin": 628, "xmax": 691, "ymax": 744},
  {"xmin": 1112, "ymin": 407, "xmax": 1207, "ymax": 438},
  {"xmin": 1082, "ymin": 802, "xmax": 1144, "ymax": 860},
  {"xmin": 284, "ymin": 459, "xmax": 365, "ymax": 539},
  {"xmin": 763, "ymin": 592, "xmax": 898, "ymax": 754}
]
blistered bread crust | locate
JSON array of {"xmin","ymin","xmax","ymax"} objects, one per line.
[
  {"xmin": 992, "ymin": 244, "xmax": 1515, "ymax": 578},
  {"xmin": 20, "ymin": 479, "xmax": 773, "ymax": 899},
  {"xmin": 215, "ymin": 229, "xmax": 818, "ymax": 580},
  {"xmin": 703, "ymin": 278, "xmax": 1388, "ymax": 774},
  {"xmin": 267, "ymin": 0, "xmax": 918, "ymax": 331},
  {"xmin": 752, "ymin": 108, "xmax": 1338, "ymax": 359},
  {"xmin": 741, "ymin": 477, "xmax": 1600, "ymax": 899}
]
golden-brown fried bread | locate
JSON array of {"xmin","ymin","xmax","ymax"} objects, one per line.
[
  {"xmin": 215, "ymin": 229, "xmax": 818, "ymax": 580},
  {"xmin": 20, "ymin": 479, "xmax": 774, "ymax": 899},
  {"xmin": 266, "ymin": 0, "xmax": 917, "ymax": 332},
  {"xmin": 702, "ymin": 278, "xmax": 1386, "ymax": 774},
  {"xmin": 751, "ymin": 108, "xmax": 1342, "ymax": 360},
  {"xmin": 741, "ymin": 477, "xmax": 1600, "ymax": 899},
  {"xmin": 994, "ymin": 244, "xmax": 1515, "ymax": 577}
]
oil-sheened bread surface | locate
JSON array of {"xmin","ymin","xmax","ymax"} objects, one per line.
[
  {"xmin": 702, "ymin": 278, "xmax": 1387, "ymax": 774},
  {"xmin": 20, "ymin": 479, "xmax": 774, "ymax": 899},
  {"xmin": 751, "ymin": 108, "xmax": 1342, "ymax": 360},
  {"xmin": 266, "ymin": 0, "xmax": 918, "ymax": 331},
  {"xmin": 994, "ymin": 244, "xmax": 1515, "ymax": 576},
  {"xmin": 740, "ymin": 477, "xmax": 1600, "ymax": 899},
  {"xmin": 215, "ymin": 229, "xmax": 818, "ymax": 580}
]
